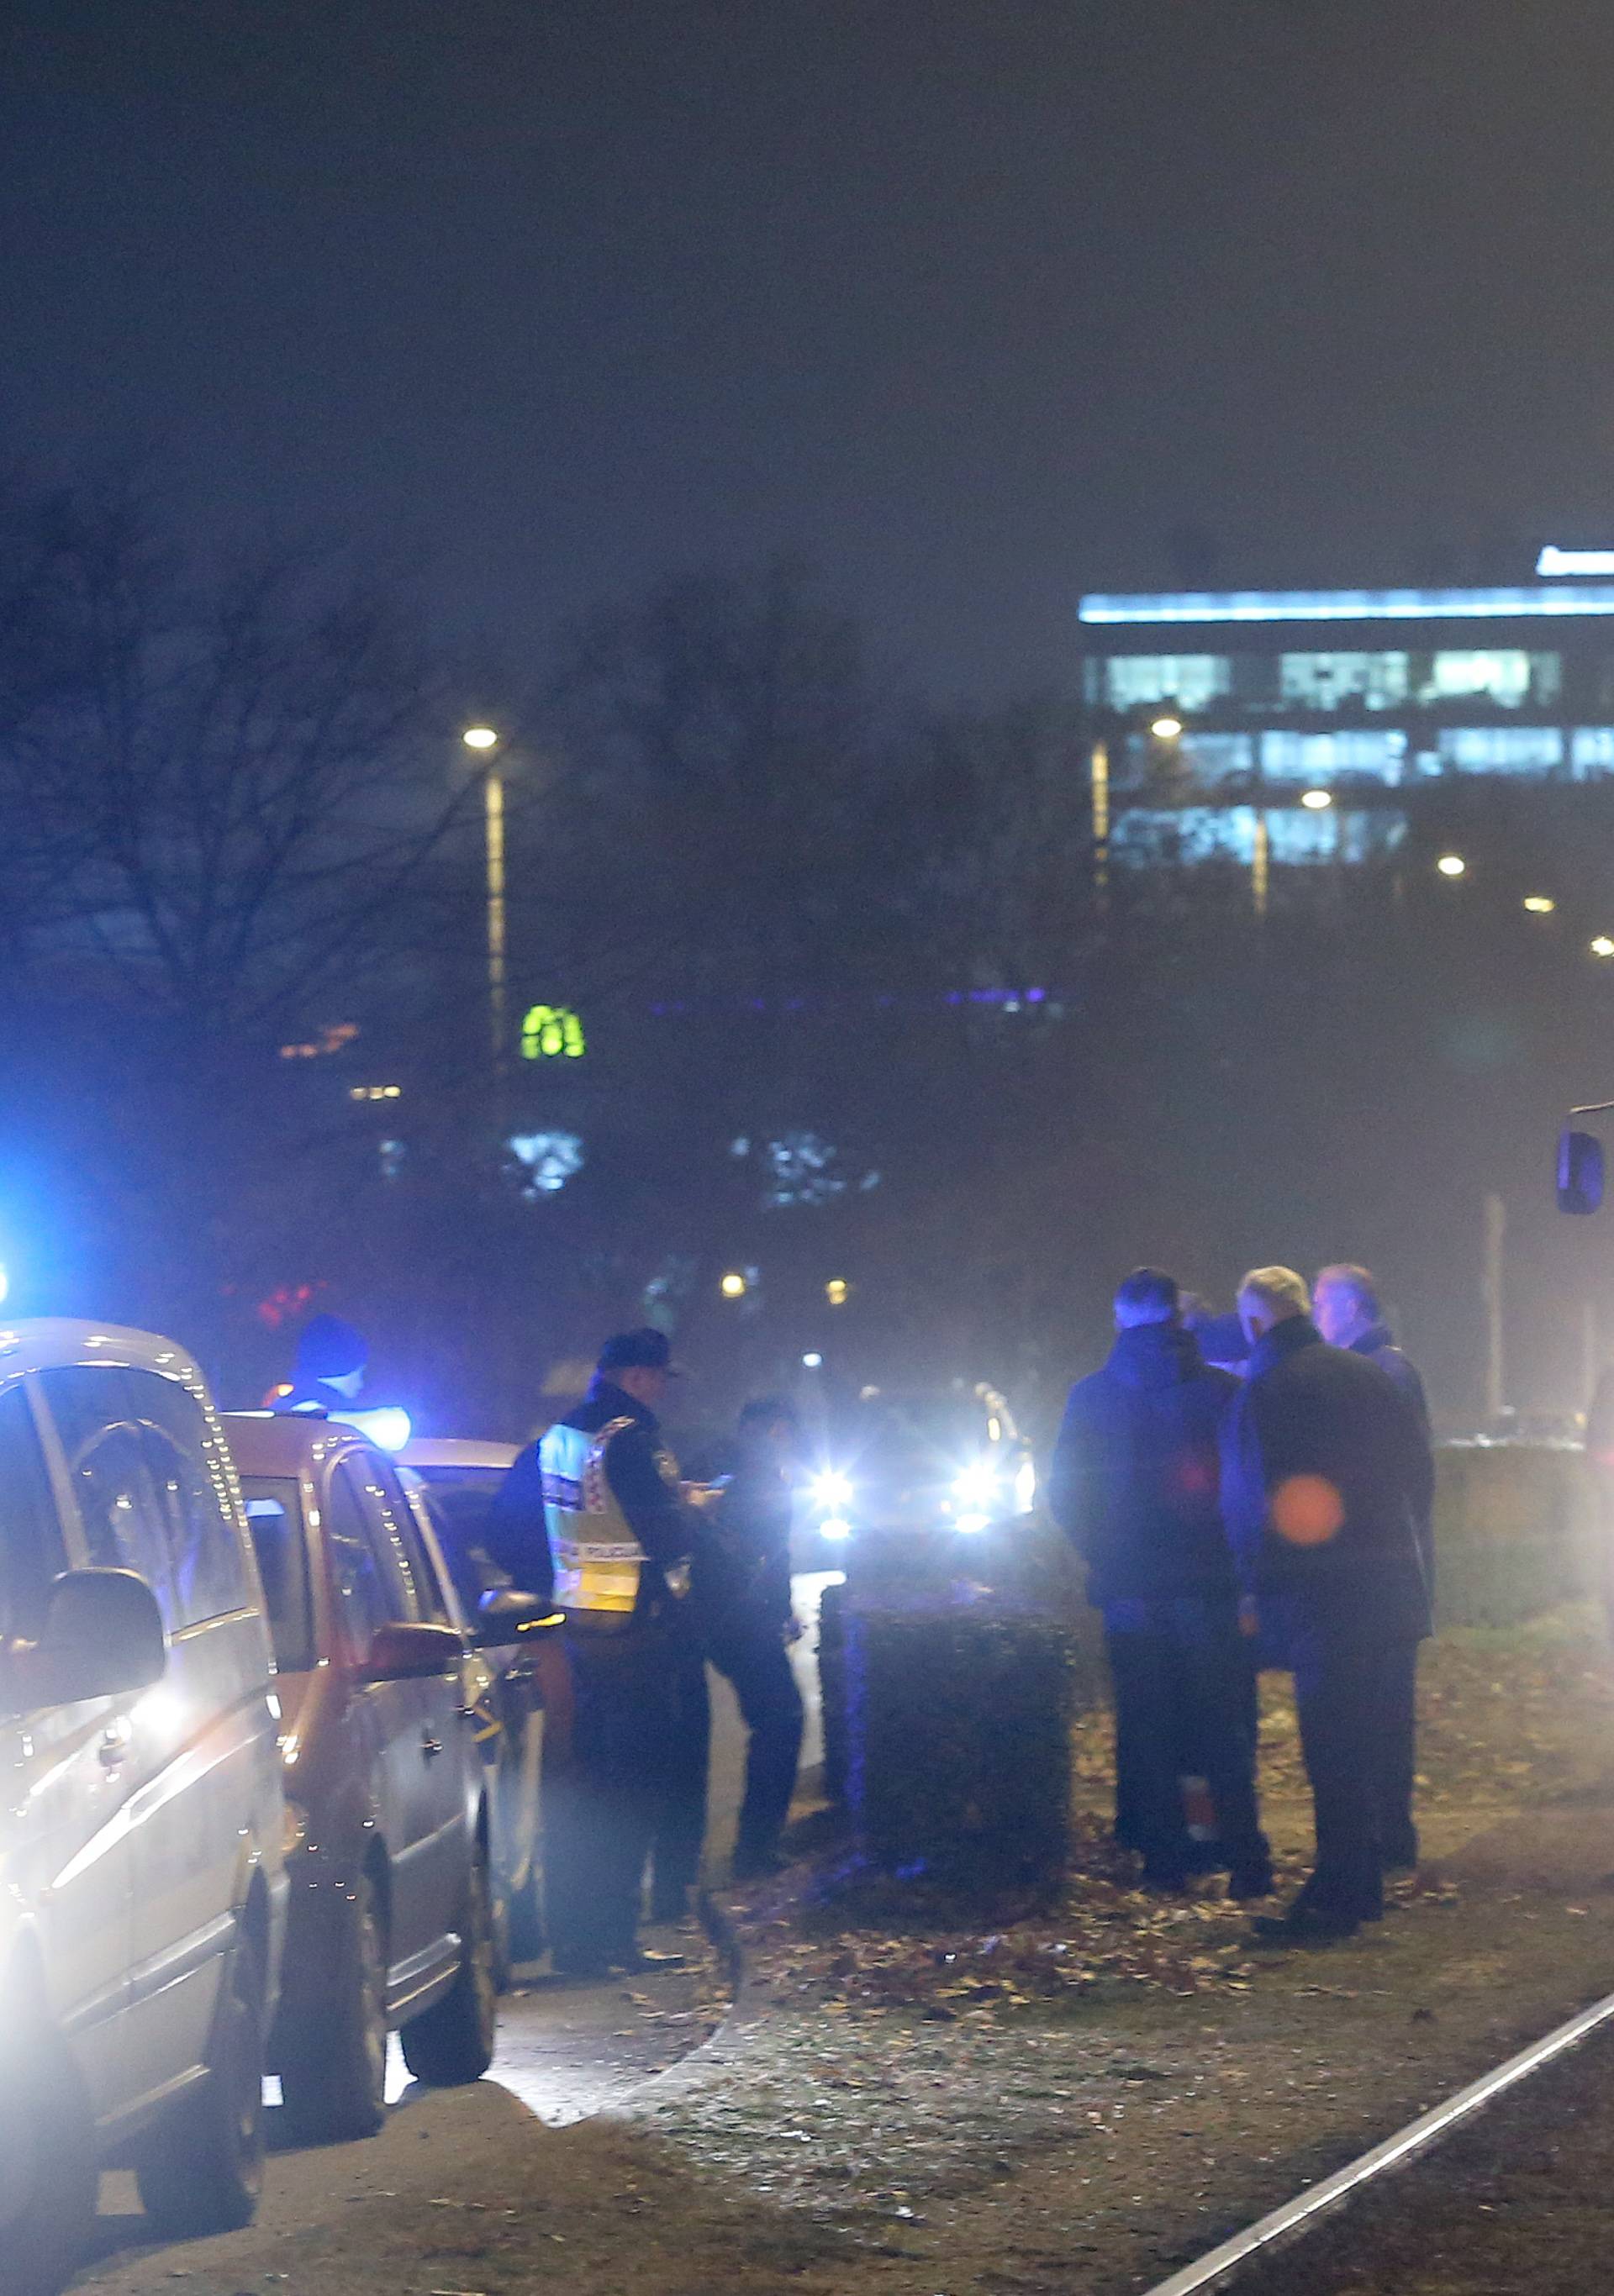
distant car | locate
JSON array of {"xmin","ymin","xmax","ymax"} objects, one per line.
[
  {"xmin": 225, "ymin": 1414, "xmax": 535, "ymax": 2145},
  {"xmin": 0, "ymin": 1323, "xmax": 287, "ymax": 2293},
  {"xmin": 797, "ymin": 1381, "xmax": 1037, "ymax": 1565},
  {"xmin": 397, "ymin": 1437, "xmax": 557, "ymax": 1968}
]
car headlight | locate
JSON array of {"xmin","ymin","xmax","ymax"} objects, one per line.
[
  {"xmin": 819, "ymin": 1517, "xmax": 852, "ymax": 1541},
  {"xmin": 811, "ymin": 1469, "xmax": 853, "ymax": 1512},
  {"xmin": 952, "ymin": 1459, "xmax": 1000, "ymax": 1510}
]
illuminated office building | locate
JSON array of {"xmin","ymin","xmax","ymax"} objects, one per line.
[{"xmin": 1077, "ymin": 571, "xmax": 1614, "ymax": 869}]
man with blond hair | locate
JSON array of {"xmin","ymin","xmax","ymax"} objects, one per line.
[{"xmin": 1223, "ymin": 1268, "xmax": 1432, "ymax": 1943}]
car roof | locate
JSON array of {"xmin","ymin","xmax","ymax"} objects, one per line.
[
  {"xmin": 398, "ymin": 1436, "xmax": 520, "ymax": 1470},
  {"xmin": 222, "ymin": 1409, "xmax": 385, "ymax": 1478},
  {"xmin": 0, "ymin": 1319, "xmax": 213, "ymax": 1398}
]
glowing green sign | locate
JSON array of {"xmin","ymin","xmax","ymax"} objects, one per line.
[{"xmin": 520, "ymin": 1003, "xmax": 586, "ymax": 1060}]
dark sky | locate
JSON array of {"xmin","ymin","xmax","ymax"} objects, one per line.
[{"xmin": 7, "ymin": 0, "xmax": 1614, "ymax": 696}]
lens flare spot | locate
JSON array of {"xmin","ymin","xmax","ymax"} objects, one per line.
[{"xmin": 1271, "ymin": 1474, "xmax": 1344, "ymax": 1546}]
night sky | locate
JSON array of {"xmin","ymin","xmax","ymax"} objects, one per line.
[{"xmin": 7, "ymin": 0, "xmax": 1614, "ymax": 697}]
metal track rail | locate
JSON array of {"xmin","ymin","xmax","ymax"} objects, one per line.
[{"xmin": 1142, "ymin": 1986, "xmax": 1614, "ymax": 2296}]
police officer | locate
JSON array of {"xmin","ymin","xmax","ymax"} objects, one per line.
[
  {"xmin": 274, "ymin": 1314, "xmax": 369, "ymax": 1416},
  {"xmin": 518, "ymin": 1330, "xmax": 707, "ymax": 1977}
]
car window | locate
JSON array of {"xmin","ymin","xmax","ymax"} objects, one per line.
[
  {"xmin": 53, "ymin": 1414, "xmax": 177, "ymax": 1618},
  {"xmin": 124, "ymin": 1370, "xmax": 251, "ymax": 1626},
  {"xmin": 326, "ymin": 1457, "xmax": 419, "ymax": 1666},
  {"xmin": 373, "ymin": 1461, "xmax": 451, "ymax": 1625},
  {"xmin": 0, "ymin": 1383, "xmax": 66, "ymax": 1644},
  {"xmin": 325, "ymin": 1462, "xmax": 391, "ymax": 1662},
  {"xmin": 345, "ymin": 1455, "xmax": 425, "ymax": 1625},
  {"xmin": 240, "ymin": 1477, "xmax": 314, "ymax": 1672}
]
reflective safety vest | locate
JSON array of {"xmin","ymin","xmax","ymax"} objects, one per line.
[{"xmin": 539, "ymin": 1416, "xmax": 656, "ymax": 1620}]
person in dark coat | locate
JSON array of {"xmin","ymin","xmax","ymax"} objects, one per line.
[
  {"xmin": 1314, "ymin": 1262, "xmax": 1434, "ymax": 1869},
  {"xmin": 493, "ymin": 1330, "xmax": 709, "ymax": 1976},
  {"xmin": 275, "ymin": 1314, "xmax": 369, "ymax": 1416},
  {"xmin": 692, "ymin": 1397, "xmax": 807, "ymax": 1881},
  {"xmin": 1048, "ymin": 1267, "xmax": 1271, "ymax": 1895},
  {"xmin": 1224, "ymin": 1268, "xmax": 1434, "ymax": 1944}
]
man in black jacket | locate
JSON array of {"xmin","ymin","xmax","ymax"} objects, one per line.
[
  {"xmin": 1049, "ymin": 1268, "xmax": 1270, "ymax": 1895},
  {"xmin": 1225, "ymin": 1269, "xmax": 1434, "ymax": 1944},
  {"xmin": 1314, "ymin": 1262, "xmax": 1434, "ymax": 1870},
  {"xmin": 692, "ymin": 1397, "xmax": 806, "ymax": 1881}
]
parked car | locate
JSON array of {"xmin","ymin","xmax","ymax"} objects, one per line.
[
  {"xmin": 225, "ymin": 1413, "xmax": 533, "ymax": 2143},
  {"xmin": 0, "ymin": 1321, "xmax": 287, "ymax": 2295},
  {"xmin": 396, "ymin": 1437, "xmax": 559, "ymax": 1967},
  {"xmin": 797, "ymin": 1380, "xmax": 1038, "ymax": 1565}
]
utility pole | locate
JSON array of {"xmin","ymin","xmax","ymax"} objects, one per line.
[
  {"xmin": 462, "ymin": 724, "xmax": 509, "ymax": 1130},
  {"xmin": 1482, "ymin": 1192, "xmax": 1506, "ymax": 1424}
]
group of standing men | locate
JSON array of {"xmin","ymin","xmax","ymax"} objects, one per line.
[
  {"xmin": 486, "ymin": 1328, "xmax": 808, "ymax": 1977},
  {"xmin": 1050, "ymin": 1262, "xmax": 1434, "ymax": 1943}
]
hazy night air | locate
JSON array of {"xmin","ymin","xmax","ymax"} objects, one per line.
[{"xmin": 5, "ymin": 0, "xmax": 1612, "ymax": 695}]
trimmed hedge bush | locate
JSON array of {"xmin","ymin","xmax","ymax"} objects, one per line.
[{"xmin": 841, "ymin": 1598, "xmax": 1081, "ymax": 1887}]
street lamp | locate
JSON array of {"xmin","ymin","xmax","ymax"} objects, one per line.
[
  {"xmin": 1523, "ymin": 895, "xmax": 1556, "ymax": 914},
  {"xmin": 462, "ymin": 727, "xmax": 507, "ymax": 1084},
  {"xmin": 1150, "ymin": 714, "xmax": 1184, "ymax": 741},
  {"xmin": 1436, "ymin": 854, "xmax": 1466, "ymax": 878},
  {"xmin": 1300, "ymin": 788, "xmax": 1332, "ymax": 811},
  {"xmin": 1591, "ymin": 937, "xmax": 1614, "ymax": 960},
  {"xmin": 720, "ymin": 1271, "xmax": 748, "ymax": 1299}
]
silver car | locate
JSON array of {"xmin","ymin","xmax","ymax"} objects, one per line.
[{"xmin": 0, "ymin": 1323, "xmax": 287, "ymax": 2295}]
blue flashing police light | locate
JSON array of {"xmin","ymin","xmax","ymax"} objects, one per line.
[{"xmin": 334, "ymin": 1405, "xmax": 413, "ymax": 1452}]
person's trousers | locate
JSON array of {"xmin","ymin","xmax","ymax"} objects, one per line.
[
  {"xmin": 1103, "ymin": 1598, "xmax": 1269, "ymax": 1883},
  {"xmin": 544, "ymin": 1623, "xmax": 679, "ymax": 1966},
  {"xmin": 1372, "ymin": 1640, "xmax": 1421, "ymax": 1870},
  {"xmin": 648, "ymin": 1639, "xmax": 711, "ymax": 1917},
  {"xmin": 708, "ymin": 1625, "xmax": 806, "ymax": 1864},
  {"xmin": 1281, "ymin": 1604, "xmax": 1421, "ymax": 1919}
]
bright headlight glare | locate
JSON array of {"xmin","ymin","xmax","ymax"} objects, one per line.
[
  {"xmin": 820, "ymin": 1517, "xmax": 852, "ymax": 1541},
  {"xmin": 812, "ymin": 1468, "xmax": 853, "ymax": 1511},
  {"xmin": 1014, "ymin": 1458, "xmax": 1037, "ymax": 1513},
  {"xmin": 952, "ymin": 1460, "xmax": 999, "ymax": 1509}
]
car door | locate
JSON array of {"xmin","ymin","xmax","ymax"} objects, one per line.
[
  {"xmin": 12, "ymin": 1375, "xmax": 145, "ymax": 2128},
  {"xmin": 122, "ymin": 1370, "xmax": 266, "ymax": 2102},
  {"xmin": 324, "ymin": 1454, "xmax": 454, "ymax": 1997},
  {"xmin": 351, "ymin": 1454, "xmax": 467, "ymax": 1961}
]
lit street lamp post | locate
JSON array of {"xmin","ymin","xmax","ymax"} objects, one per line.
[{"xmin": 462, "ymin": 726, "xmax": 508, "ymax": 1102}]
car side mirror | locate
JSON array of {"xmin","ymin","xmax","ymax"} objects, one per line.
[
  {"xmin": 475, "ymin": 1588, "xmax": 562, "ymax": 1648},
  {"xmin": 1559, "ymin": 1128, "xmax": 1605, "ymax": 1214},
  {"xmin": 0, "ymin": 1568, "xmax": 167, "ymax": 1716},
  {"xmin": 363, "ymin": 1620, "xmax": 464, "ymax": 1682}
]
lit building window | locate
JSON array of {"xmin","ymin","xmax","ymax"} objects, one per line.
[
  {"xmin": 1105, "ymin": 656, "xmax": 1232, "ymax": 711},
  {"xmin": 1438, "ymin": 728, "xmax": 1564, "ymax": 772},
  {"xmin": 1571, "ymin": 729, "xmax": 1614, "ymax": 777},
  {"xmin": 1111, "ymin": 807, "xmax": 1406, "ymax": 868},
  {"xmin": 1177, "ymin": 733, "xmax": 1255, "ymax": 780},
  {"xmin": 1421, "ymin": 650, "xmax": 1532, "ymax": 707},
  {"xmin": 1259, "ymin": 730, "xmax": 1406, "ymax": 782},
  {"xmin": 1279, "ymin": 652, "xmax": 1409, "ymax": 710}
]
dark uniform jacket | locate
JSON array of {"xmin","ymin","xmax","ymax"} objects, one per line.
[
  {"xmin": 1221, "ymin": 1317, "xmax": 1433, "ymax": 1640},
  {"xmin": 487, "ymin": 1377, "xmax": 694, "ymax": 1619},
  {"xmin": 692, "ymin": 1448, "xmax": 794, "ymax": 1640},
  {"xmin": 1047, "ymin": 1324, "xmax": 1240, "ymax": 1610},
  {"xmin": 1349, "ymin": 1322, "xmax": 1435, "ymax": 1588}
]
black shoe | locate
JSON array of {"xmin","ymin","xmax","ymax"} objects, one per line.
[
  {"xmin": 610, "ymin": 1947, "xmax": 687, "ymax": 1973},
  {"xmin": 1251, "ymin": 1900, "xmax": 1359, "ymax": 1946},
  {"xmin": 1182, "ymin": 1840, "xmax": 1231, "ymax": 1875},
  {"xmin": 1140, "ymin": 1866, "xmax": 1190, "ymax": 1893},
  {"xmin": 1229, "ymin": 1865, "xmax": 1275, "ymax": 1901}
]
